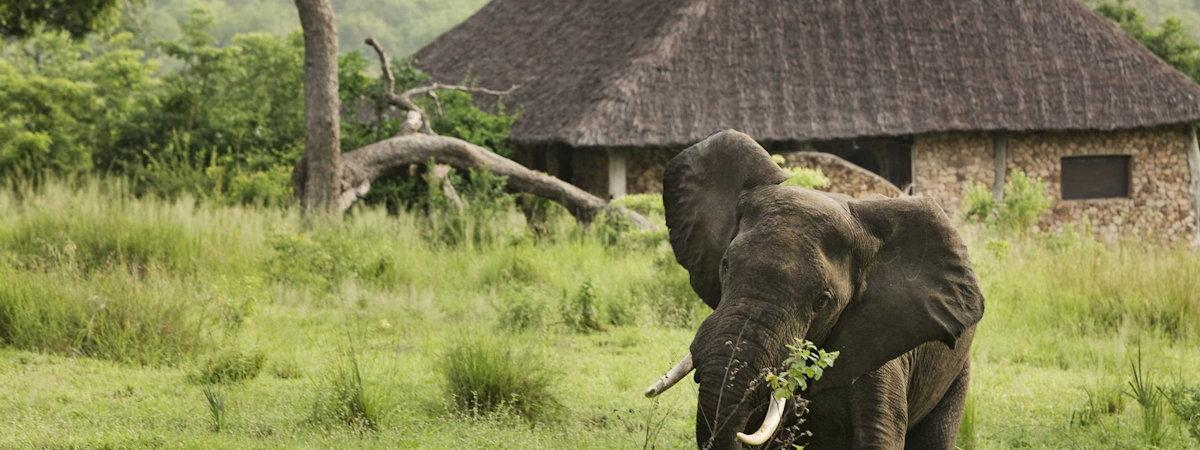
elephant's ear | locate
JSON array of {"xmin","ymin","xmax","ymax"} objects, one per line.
[
  {"xmin": 663, "ymin": 130, "xmax": 788, "ymax": 309},
  {"xmin": 818, "ymin": 197, "xmax": 984, "ymax": 389}
]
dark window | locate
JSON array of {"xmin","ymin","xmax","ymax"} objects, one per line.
[{"xmin": 1060, "ymin": 156, "xmax": 1131, "ymax": 200}]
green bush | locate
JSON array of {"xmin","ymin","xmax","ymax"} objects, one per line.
[
  {"xmin": 1163, "ymin": 383, "xmax": 1200, "ymax": 441},
  {"xmin": 782, "ymin": 167, "xmax": 831, "ymax": 189},
  {"xmin": 266, "ymin": 232, "xmax": 352, "ymax": 292},
  {"xmin": 495, "ymin": 288, "xmax": 550, "ymax": 332},
  {"xmin": 962, "ymin": 170, "xmax": 1050, "ymax": 234},
  {"xmin": 480, "ymin": 250, "xmax": 539, "ymax": 286},
  {"xmin": 191, "ymin": 348, "xmax": 266, "ymax": 384},
  {"xmin": 640, "ymin": 250, "xmax": 703, "ymax": 328},
  {"xmin": 440, "ymin": 336, "xmax": 558, "ymax": 420},
  {"xmin": 561, "ymin": 281, "xmax": 607, "ymax": 333}
]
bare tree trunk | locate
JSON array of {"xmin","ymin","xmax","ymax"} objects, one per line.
[{"xmin": 294, "ymin": 0, "xmax": 341, "ymax": 214}]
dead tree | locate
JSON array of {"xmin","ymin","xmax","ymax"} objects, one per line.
[{"xmin": 292, "ymin": 35, "xmax": 652, "ymax": 230}]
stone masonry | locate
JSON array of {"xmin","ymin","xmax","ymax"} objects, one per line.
[{"xmin": 914, "ymin": 126, "xmax": 1198, "ymax": 241}]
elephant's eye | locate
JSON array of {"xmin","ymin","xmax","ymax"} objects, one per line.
[
  {"xmin": 814, "ymin": 290, "xmax": 833, "ymax": 311},
  {"xmin": 720, "ymin": 257, "xmax": 729, "ymax": 276}
]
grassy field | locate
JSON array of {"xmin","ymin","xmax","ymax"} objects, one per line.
[{"xmin": 2, "ymin": 181, "xmax": 1200, "ymax": 449}]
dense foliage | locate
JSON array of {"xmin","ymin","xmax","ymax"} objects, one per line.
[
  {"xmin": 0, "ymin": 9, "xmax": 515, "ymax": 208},
  {"xmin": 0, "ymin": 0, "xmax": 122, "ymax": 39}
]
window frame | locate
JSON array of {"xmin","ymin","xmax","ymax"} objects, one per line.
[{"xmin": 1059, "ymin": 155, "xmax": 1132, "ymax": 201}]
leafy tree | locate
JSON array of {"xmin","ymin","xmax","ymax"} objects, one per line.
[
  {"xmin": 1097, "ymin": 0, "xmax": 1200, "ymax": 83},
  {"xmin": 0, "ymin": 31, "xmax": 156, "ymax": 181},
  {"xmin": 0, "ymin": 0, "xmax": 122, "ymax": 39}
]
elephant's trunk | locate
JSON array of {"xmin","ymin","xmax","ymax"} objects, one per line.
[{"xmin": 691, "ymin": 299, "xmax": 804, "ymax": 449}]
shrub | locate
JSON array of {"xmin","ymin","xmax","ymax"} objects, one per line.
[
  {"xmin": 424, "ymin": 169, "xmax": 525, "ymax": 247},
  {"xmin": 1163, "ymin": 383, "xmax": 1200, "ymax": 441},
  {"xmin": 782, "ymin": 167, "xmax": 831, "ymax": 189},
  {"xmin": 480, "ymin": 250, "xmax": 539, "ymax": 287},
  {"xmin": 440, "ymin": 336, "xmax": 557, "ymax": 420},
  {"xmin": 496, "ymin": 288, "xmax": 550, "ymax": 332},
  {"xmin": 770, "ymin": 155, "xmax": 831, "ymax": 189},
  {"xmin": 1071, "ymin": 384, "xmax": 1126, "ymax": 427},
  {"xmin": 640, "ymin": 250, "xmax": 702, "ymax": 328},
  {"xmin": 962, "ymin": 170, "xmax": 1050, "ymax": 234},
  {"xmin": 191, "ymin": 349, "xmax": 265, "ymax": 384},
  {"xmin": 561, "ymin": 281, "xmax": 606, "ymax": 333},
  {"xmin": 1125, "ymin": 344, "xmax": 1168, "ymax": 446},
  {"xmin": 310, "ymin": 342, "xmax": 381, "ymax": 431},
  {"xmin": 266, "ymin": 231, "xmax": 350, "ymax": 292}
]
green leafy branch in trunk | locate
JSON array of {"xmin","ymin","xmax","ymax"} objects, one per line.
[{"xmin": 765, "ymin": 339, "xmax": 839, "ymax": 400}]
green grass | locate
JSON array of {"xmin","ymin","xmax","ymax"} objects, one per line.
[
  {"xmin": 440, "ymin": 335, "xmax": 558, "ymax": 420},
  {"xmin": 1, "ymin": 180, "xmax": 1199, "ymax": 448}
]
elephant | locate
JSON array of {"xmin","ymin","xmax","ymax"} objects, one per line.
[{"xmin": 642, "ymin": 130, "xmax": 984, "ymax": 449}]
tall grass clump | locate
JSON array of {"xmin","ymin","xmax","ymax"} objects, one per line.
[
  {"xmin": 440, "ymin": 336, "xmax": 558, "ymax": 420},
  {"xmin": 1126, "ymin": 344, "xmax": 1168, "ymax": 445},
  {"xmin": 0, "ymin": 267, "xmax": 226, "ymax": 365},
  {"xmin": 201, "ymin": 386, "xmax": 227, "ymax": 433},
  {"xmin": 309, "ymin": 340, "xmax": 382, "ymax": 431},
  {"xmin": 190, "ymin": 348, "xmax": 266, "ymax": 384},
  {"xmin": 561, "ymin": 281, "xmax": 607, "ymax": 333}
]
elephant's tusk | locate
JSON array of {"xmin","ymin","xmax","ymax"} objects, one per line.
[
  {"xmin": 736, "ymin": 396, "xmax": 787, "ymax": 446},
  {"xmin": 643, "ymin": 353, "xmax": 694, "ymax": 398}
]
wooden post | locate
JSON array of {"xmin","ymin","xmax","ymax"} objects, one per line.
[
  {"xmin": 607, "ymin": 148, "xmax": 627, "ymax": 199},
  {"xmin": 991, "ymin": 133, "xmax": 1008, "ymax": 201},
  {"xmin": 1187, "ymin": 126, "xmax": 1200, "ymax": 244}
]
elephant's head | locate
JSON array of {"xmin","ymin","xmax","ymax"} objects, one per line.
[{"xmin": 643, "ymin": 130, "xmax": 984, "ymax": 449}]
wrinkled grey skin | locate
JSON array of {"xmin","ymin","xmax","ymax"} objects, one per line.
[{"xmin": 663, "ymin": 130, "xmax": 985, "ymax": 449}]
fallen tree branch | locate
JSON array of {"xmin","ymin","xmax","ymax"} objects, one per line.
[{"xmin": 335, "ymin": 133, "xmax": 653, "ymax": 229}]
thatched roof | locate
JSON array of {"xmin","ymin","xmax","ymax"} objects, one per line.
[{"xmin": 414, "ymin": 0, "xmax": 1200, "ymax": 148}]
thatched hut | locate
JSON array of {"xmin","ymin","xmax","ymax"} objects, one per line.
[{"xmin": 415, "ymin": 0, "xmax": 1200, "ymax": 241}]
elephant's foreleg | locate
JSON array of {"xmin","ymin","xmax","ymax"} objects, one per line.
[
  {"xmin": 847, "ymin": 358, "xmax": 910, "ymax": 449},
  {"xmin": 903, "ymin": 362, "xmax": 970, "ymax": 450}
]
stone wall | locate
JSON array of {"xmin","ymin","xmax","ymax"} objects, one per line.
[
  {"xmin": 912, "ymin": 133, "xmax": 996, "ymax": 218},
  {"xmin": 913, "ymin": 126, "xmax": 1198, "ymax": 241},
  {"xmin": 781, "ymin": 151, "xmax": 903, "ymax": 198},
  {"xmin": 626, "ymin": 148, "xmax": 679, "ymax": 194}
]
